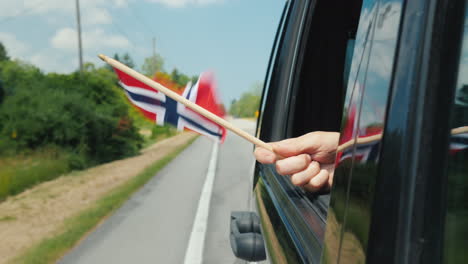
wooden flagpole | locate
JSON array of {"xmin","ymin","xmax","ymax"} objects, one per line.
[
  {"xmin": 100, "ymin": 54, "xmax": 468, "ymax": 160},
  {"xmin": 98, "ymin": 54, "xmax": 276, "ymax": 153}
]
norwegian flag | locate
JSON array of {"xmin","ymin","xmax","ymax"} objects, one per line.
[
  {"xmin": 450, "ymin": 132, "xmax": 468, "ymax": 154},
  {"xmin": 338, "ymin": 131, "xmax": 468, "ymax": 164},
  {"xmin": 338, "ymin": 139, "xmax": 380, "ymax": 163},
  {"xmin": 114, "ymin": 69, "xmax": 227, "ymax": 142}
]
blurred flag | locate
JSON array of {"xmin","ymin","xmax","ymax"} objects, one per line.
[
  {"xmin": 450, "ymin": 133, "xmax": 468, "ymax": 154},
  {"xmin": 114, "ymin": 69, "xmax": 227, "ymax": 142}
]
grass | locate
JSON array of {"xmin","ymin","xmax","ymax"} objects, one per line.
[
  {"xmin": 0, "ymin": 125, "xmax": 178, "ymax": 202},
  {"xmin": 0, "ymin": 148, "xmax": 69, "ymax": 201},
  {"xmin": 141, "ymin": 125, "xmax": 178, "ymax": 149},
  {"xmin": 13, "ymin": 136, "xmax": 197, "ymax": 264},
  {"xmin": 0, "ymin": 215, "xmax": 16, "ymax": 222}
]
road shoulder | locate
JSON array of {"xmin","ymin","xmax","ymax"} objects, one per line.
[{"xmin": 0, "ymin": 132, "xmax": 197, "ymax": 264}]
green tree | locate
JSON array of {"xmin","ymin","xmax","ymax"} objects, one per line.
[
  {"xmin": 228, "ymin": 82, "xmax": 263, "ymax": 118},
  {"xmin": 0, "ymin": 59, "xmax": 43, "ymax": 97},
  {"xmin": 113, "ymin": 53, "xmax": 120, "ymax": 61},
  {"xmin": 122, "ymin": 52, "xmax": 135, "ymax": 69},
  {"xmin": 0, "ymin": 80, "xmax": 4, "ymax": 104},
  {"xmin": 83, "ymin": 62, "xmax": 96, "ymax": 72},
  {"xmin": 0, "ymin": 60, "xmax": 142, "ymax": 166},
  {"xmin": 0, "ymin": 42, "xmax": 9, "ymax": 62},
  {"xmin": 171, "ymin": 68, "xmax": 191, "ymax": 86},
  {"xmin": 250, "ymin": 81, "xmax": 263, "ymax": 96},
  {"xmin": 142, "ymin": 54, "xmax": 164, "ymax": 77}
]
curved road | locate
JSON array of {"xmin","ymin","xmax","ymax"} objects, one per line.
[{"xmin": 60, "ymin": 119, "xmax": 257, "ymax": 264}]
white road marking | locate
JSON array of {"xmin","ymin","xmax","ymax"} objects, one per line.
[{"xmin": 183, "ymin": 142, "xmax": 219, "ymax": 264}]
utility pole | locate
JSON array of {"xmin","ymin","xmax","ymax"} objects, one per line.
[
  {"xmin": 152, "ymin": 37, "xmax": 156, "ymax": 57},
  {"xmin": 75, "ymin": 0, "xmax": 84, "ymax": 73}
]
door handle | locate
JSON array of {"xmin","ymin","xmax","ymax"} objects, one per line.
[{"xmin": 229, "ymin": 211, "xmax": 266, "ymax": 262}]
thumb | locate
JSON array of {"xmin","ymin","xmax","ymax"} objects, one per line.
[{"xmin": 272, "ymin": 135, "xmax": 316, "ymax": 158}]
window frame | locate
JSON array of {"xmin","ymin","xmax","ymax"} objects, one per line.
[
  {"xmin": 255, "ymin": 0, "xmax": 368, "ymax": 262},
  {"xmin": 255, "ymin": 0, "xmax": 333, "ymax": 262},
  {"xmin": 366, "ymin": 0, "xmax": 467, "ymax": 263}
]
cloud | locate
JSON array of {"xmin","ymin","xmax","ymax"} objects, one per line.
[
  {"xmin": 82, "ymin": 8, "xmax": 112, "ymax": 26},
  {"xmin": 30, "ymin": 51, "xmax": 76, "ymax": 73},
  {"xmin": 145, "ymin": 0, "xmax": 224, "ymax": 8},
  {"xmin": 114, "ymin": 0, "xmax": 130, "ymax": 8},
  {"xmin": 51, "ymin": 28, "xmax": 78, "ymax": 51},
  {"xmin": 0, "ymin": 32, "xmax": 30, "ymax": 59},
  {"xmin": 0, "ymin": 0, "xmax": 123, "ymax": 25},
  {"xmin": 51, "ymin": 27, "xmax": 130, "ymax": 51}
]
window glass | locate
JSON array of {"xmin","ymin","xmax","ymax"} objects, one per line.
[
  {"xmin": 286, "ymin": 0, "xmax": 365, "ymax": 213},
  {"xmin": 322, "ymin": 0, "xmax": 378, "ymax": 261},
  {"xmin": 323, "ymin": 0, "xmax": 404, "ymax": 262},
  {"xmin": 258, "ymin": 0, "xmax": 368, "ymax": 261},
  {"xmin": 443, "ymin": 7, "xmax": 468, "ymax": 264}
]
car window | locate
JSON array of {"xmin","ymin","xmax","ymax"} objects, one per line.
[
  {"xmin": 255, "ymin": 0, "xmax": 372, "ymax": 262},
  {"xmin": 443, "ymin": 6, "xmax": 468, "ymax": 264},
  {"xmin": 284, "ymin": 0, "xmax": 365, "ymax": 215},
  {"xmin": 255, "ymin": 0, "xmax": 332, "ymax": 262},
  {"xmin": 278, "ymin": 0, "xmax": 367, "ymax": 250},
  {"xmin": 323, "ymin": 0, "xmax": 404, "ymax": 262}
]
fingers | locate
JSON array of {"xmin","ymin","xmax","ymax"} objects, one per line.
[
  {"xmin": 253, "ymin": 132, "xmax": 339, "ymax": 192},
  {"xmin": 303, "ymin": 169, "xmax": 329, "ymax": 192},
  {"xmin": 255, "ymin": 145, "xmax": 334, "ymax": 192},
  {"xmin": 321, "ymin": 163, "xmax": 335, "ymax": 188},
  {"xmin": 289, "ymin": 161, "xmax": 320, "ymax": 185},
  {"xmin": 289, "ymin": 161, "xmax": 333, "ymax": 192},
  {"xmin": 276, "ymin": 154, "xmax": 311, "ymax": 175},
  {"xmin": 254, "ymin": 145, "xmax": 277, "ymax": 164},
  {"xmin": 272, "ymin": 132, "xmax": 340, "ymax": 164},
  {"xmin": 272, "ymin": 134, "xmax": 315, "ymax": 157}
]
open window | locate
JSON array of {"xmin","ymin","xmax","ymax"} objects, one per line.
[
  {"xmin": 255, "ymin": 0, "xmax": 364, "ymax": 262},
  {"xmin": 282, "ymin": 0, "xmax": 364, "ymax": 210},
  {"xmin": 286, "ymin": 0, "xmax": 363, "ymax": 138}
]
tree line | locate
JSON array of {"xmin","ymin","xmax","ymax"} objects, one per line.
[
  {"xmin": 228, "ymin": 82, "xmax": 262, "ymax": 118},
  {"xmin": 0, "ymin": 42, "xmax": 195, "ymax": 169}
]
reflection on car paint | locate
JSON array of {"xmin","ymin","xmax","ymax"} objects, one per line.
[
  {"xmin": 254, "ymin": 177, "xmax": 296, "ymax": 264},
  {"xmin": 260, "ymin": 164, "xmax": 325, "ymax": 263}
]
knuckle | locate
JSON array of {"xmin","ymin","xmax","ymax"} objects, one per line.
[
  {"xmin": 310, "ymin": 161, "xmax": 320, "ymax": 172},
  {"xmin": 275, "ymin": 163, "xmax": 286, "ymax": 175},
  {"xmin": 291, "ymin": 175, "xmax": 303, "ymax": 186},
  {"xmin": 309, "ymin": 180, "xmax": 321, "ymax": 189}
]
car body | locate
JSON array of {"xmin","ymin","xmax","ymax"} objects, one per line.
[{"xmin": 233, "ymin": 0, "xmax": 468, "ymax": 263}]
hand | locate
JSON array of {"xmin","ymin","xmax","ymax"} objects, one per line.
[{"xmin": 254, "ymin": 132, "xmax": 339, "ymax": 192}]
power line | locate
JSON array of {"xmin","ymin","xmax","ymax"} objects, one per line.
[
  {"xmin": 125, "ymin": 5, "xmax": 161, "ymax": 58},
  {"xmin": 105, "ymin": 7, "xmax": 158, "ymax": 60}
]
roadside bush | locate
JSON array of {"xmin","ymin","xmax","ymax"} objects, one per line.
[
  {"xmin": 0, "ymin": 60, "xmax": 143, "ymax": 166},
  {"xmin": 229, "ymin": 82, "xmax": 262, "ymax": 118}
]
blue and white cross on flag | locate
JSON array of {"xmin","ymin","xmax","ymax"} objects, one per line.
[{"xmin": 113, "ymin": 68, "xmax": 227, "ymax": 143}]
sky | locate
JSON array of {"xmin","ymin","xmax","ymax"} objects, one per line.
[{"xmin": 0, "ymin": 0, "xmax": 285, "ymax": 105}]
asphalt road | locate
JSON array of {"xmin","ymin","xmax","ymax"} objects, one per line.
[{"xmin": 59, "ymin": 118, "xmax": 257, "ymax": 264}]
